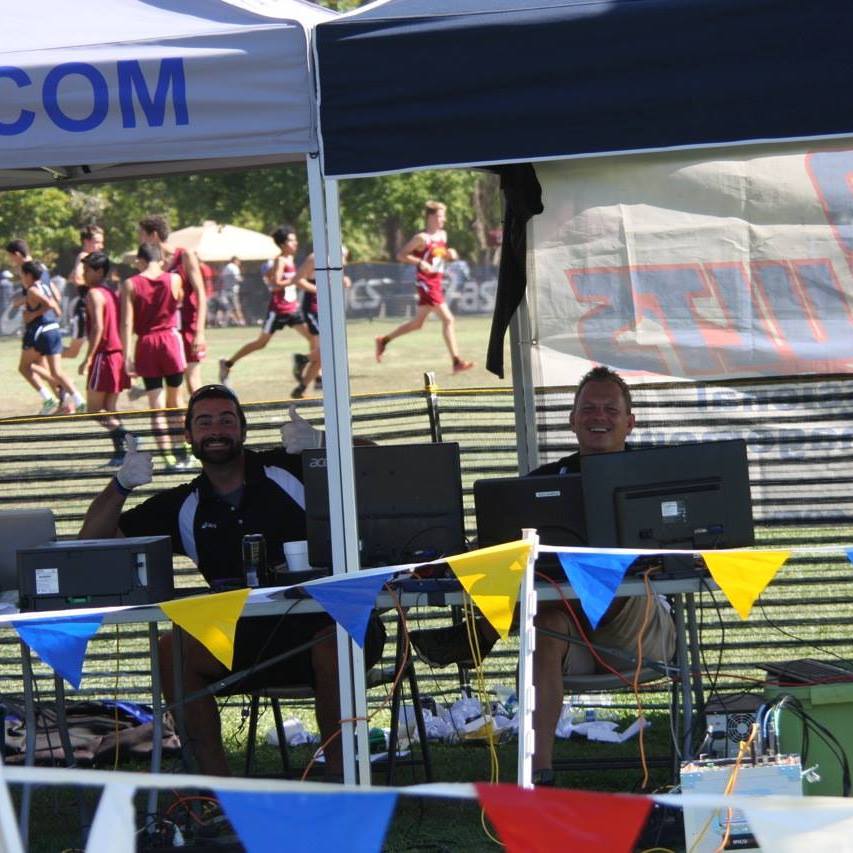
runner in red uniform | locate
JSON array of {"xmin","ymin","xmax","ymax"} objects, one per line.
[
  {"xmin": 219, "ymin": 225, "xmax": 313, "ymax": 390},
  {"xmin": 138, "ymin": 216, "xmax": 207, "ymax": 395},
  {"xmin": 375, "ymin": 200, "xmax": 474, "ymax": 373},
  {"xmin": 121, "ymin": 243, "xmax": 185, "ymax": 467},
  {"xmin": 78, "ymin": 252, "xmax": 132, "ymax": 466}
]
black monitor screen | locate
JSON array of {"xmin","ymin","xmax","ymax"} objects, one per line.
[
  {"xmin": 474, "ymin": 474, "xmax": 586, "ymax": 548},
  {"xmin": 302, "ymin": 443, "xmax": 466, "ymax": 568},
  {"xmin": 581, "ymin": 439, "xmax": 754, "ymax": 550}
]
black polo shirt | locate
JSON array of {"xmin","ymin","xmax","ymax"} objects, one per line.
[
  {"xmin": 527, "ymin": 452, "xmax": 581, "ymax": 477},
  {"xmin": 119, "ymin": 447, "xmax": 305, "ymax": 586},
  {"xmin": 528, "ymin": 444, "xmax": 633, "ymax": 477}
]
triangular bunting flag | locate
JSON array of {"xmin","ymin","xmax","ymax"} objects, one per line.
[
  {"xmin": 306, "ymin": 572, "xmax": 392, "ymax": 647},
  {"xmin": 701, "ymin": 550, "xmax": 790, "ymax": 619},
  {"xmin": 160, "ymin": 588, "xmax": 249, "ymax": 669},
  {"xmin": 476, "ymin": 784, "xmax": 651, "ymax": 852},
  {"xmin": 740, "ymin": 798, "xmax": 853, "ymax": 853},
  {"xmin": 446, "ymin": 541, "xmax": 531, "ymax": 640},
  {"xmin": 13, "ymin": 614, "xmax": 104, "ymax": 689},
  {"xmin": 846, "ymin": 549, "xmax": 853, "ymax": 567},
  {"xmin": 557, "ymin": 552, "xmax": 637, "ymax": 629},
  {"xmin": 215, "ymin": 790, "xmax": 398, "ymax": 853},
  {"xmin": 85, "ymin": 783, "xmax": 135, "ymax": 853}
]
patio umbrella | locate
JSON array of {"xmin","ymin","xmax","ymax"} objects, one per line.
[{"xmin": 166, "ymin": 221, "xmax": 279, "ymax": 262}]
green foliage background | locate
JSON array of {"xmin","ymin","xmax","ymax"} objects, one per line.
[{"xmin": 0, "ymin": 167, "xmax": 501, "ymax": 272}]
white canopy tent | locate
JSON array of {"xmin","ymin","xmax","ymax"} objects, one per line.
[
  {"xmin": 1, "ymin": 0, "xmax": 332, "ymax": 184},
  {"xmin": 1, "ymin": 0, "xmax": 375, "ymax": 790}
]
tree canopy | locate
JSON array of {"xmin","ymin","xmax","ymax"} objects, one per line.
[{"xmin": 0, "ymin": 166, "xmax": 501, "ymax": 273}]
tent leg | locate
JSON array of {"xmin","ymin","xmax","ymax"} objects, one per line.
[{"xmin": 306, "ymin": 155, "xmax": 370, "ymax": 786}]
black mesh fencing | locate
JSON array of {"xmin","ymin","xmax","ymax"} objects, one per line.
[{"xmin": 1, "ymin": 374, "xmax": 851, "ymax": 736}]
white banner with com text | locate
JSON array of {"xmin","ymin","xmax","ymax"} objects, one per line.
[{"xmin": 529, "ymin": 142, "xmax": 853, "ymax": 387}]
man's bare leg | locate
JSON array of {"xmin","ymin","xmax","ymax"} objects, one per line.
[
  {"xmin": 310, "ymin": 628, "xmax": 343, "ymax": 775},
  {"xmin": 375, "ymin": 305, "xmax": 430, "ymax": 361},
  {"xmin": 159, "ymin": 631, "xmax": 231, "ymax": 776}
]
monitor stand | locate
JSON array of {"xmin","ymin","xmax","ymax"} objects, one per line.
[{"xmin": 661, "ymin": 553, "xmax": 699, "ymax": 579}]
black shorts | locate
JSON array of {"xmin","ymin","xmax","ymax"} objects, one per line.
[
  {"xmin": 304, "ymin": 310, "xmax": 320, "ymax": 337},
  {"xmin": 142, "ymin": 372, "xmax": 184, "ymax": 390},
  {"xmin": 263, "ymin": 310, "xmax": 305, "ymax": 335},
  {"xmin": 228, "ymin": 612, "xmax": 386, "ymax": 691}
]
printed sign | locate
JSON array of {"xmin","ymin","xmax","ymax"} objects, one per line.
[{"xmin": 530, "ymin": 143, "xmax": 853, "ymax": 384}]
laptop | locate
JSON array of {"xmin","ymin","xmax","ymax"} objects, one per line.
[
  {"xmin": 474, "ymin": 474, "xmax": 586, "ymax": 575},
  {"xmin": 0, "ymin": 508, "xmax": 56, "ymax": 592}
]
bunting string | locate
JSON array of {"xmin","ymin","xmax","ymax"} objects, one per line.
[
  {"xmin": 2, "ymin": 542, "xmax": 852, "ymax": 687},
  {"xmin": 0, "ymin": 765, "xmax": 848, "ymax": 853}
]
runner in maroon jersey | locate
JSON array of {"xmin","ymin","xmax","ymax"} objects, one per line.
[
  {"xmin": 78, "ymin": 252, "xmax": 132, "ymax": 466},
  {"xmin": 375, "ymin": 200, "xmax": 474, "ymax": 373},
  {"xmin": 121, "ymin": 243, "xmax": 185, "ymax": 467},
  {"xmin": 291, "ymin": 247, "xmax": 351, "ymax": 398},
  {"xmin": 138, "ymin": 216, "xmax": 207, "ymax": 395},
  {"xmin": 219, "ymin": 225, "xmax": 313, "ymax": 389}
]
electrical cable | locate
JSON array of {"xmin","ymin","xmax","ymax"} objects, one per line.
[{"xmin": 758, "ymin": 599, "xmax": 850, "ymax": 663}]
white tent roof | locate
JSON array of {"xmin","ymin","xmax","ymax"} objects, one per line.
[{"xmin": 0, "ymin": 0, "xmax": 336, "ymax": 189}]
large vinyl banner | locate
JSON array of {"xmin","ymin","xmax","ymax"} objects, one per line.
[{"xmin": 529, "ymin": 144, "xmax": 853, "ymax": 385}]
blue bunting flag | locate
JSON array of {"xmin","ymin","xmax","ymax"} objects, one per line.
[
  {"xmin": 13, "ymin": 614, "xmax": 104, "ymax": 689},
  {"xmin": 305, "ymin": 571, "xmax": 393, "ymax": 647},
  {"xmin": 556, "ymin": 552, "xmax": 638, "ymax": 629},
  {"xmin": 215, "ymin": 790, "xmax": 398, "ymax": 853}
]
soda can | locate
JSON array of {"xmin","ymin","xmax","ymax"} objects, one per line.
[{"xmin": 242, "ymin": 534, "xmax": 267, "ymax": 588}]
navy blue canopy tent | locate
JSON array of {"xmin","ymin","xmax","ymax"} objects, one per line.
[
  {"xmin": 316, "ymin": 0, "xmax": 853, "ymax": 180},
  {"xmin": 321, "ymin": 0, "xmax": 853, "ymax": 788},
  {"xmin": 315, "ymin": 0, "xmax": 853, "ymax": 378}
]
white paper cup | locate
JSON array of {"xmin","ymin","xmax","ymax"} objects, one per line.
[{"xmin": 283, "ymin": 539, "xmax": 310, "ymax": 571}]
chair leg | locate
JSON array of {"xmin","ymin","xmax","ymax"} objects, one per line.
[
  {"xmin": 244, "ymin": 695, "xmax": 261, "ymax": 776},
  {"xmin": 404, "ymin": 661, "xmax": 433, "ymax": 782},
  {"xmin": 385, "ymin": 631, "xmax": 406, "ymax": 785},
  {"xmin": 270, "ymin": 697, "xmax": 291, "ymax": 774}
]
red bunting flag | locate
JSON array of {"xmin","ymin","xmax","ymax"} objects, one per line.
[{"xmin": 475, "ymin": 784, "xmax": 651, "ymax": 853}]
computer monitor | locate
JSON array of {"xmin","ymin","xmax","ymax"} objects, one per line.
[
  {"xmin": 0, "ymin": 508, "xmax": 56, "ymax": 591},
  {"xmin": 474, "ymin": 474, "xmax": 586, "ymax": 549},
  {"xmin": 581, "ymin": 439, "xmax": 754, "ymax": 550},
  {"xmin": 303, "ymin": 443, "xmax": 466, "ymax": 569}
]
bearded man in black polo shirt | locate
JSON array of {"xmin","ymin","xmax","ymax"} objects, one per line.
[{"xmin": 80, "ymin": 384, "xmax": 384, "ymax": 777}]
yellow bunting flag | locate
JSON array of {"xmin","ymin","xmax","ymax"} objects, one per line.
[
  {"xmin": 160, "ymin": 588, "xmax": 250, "ymax": 669},
  {"xmin": 446, "ymin": 541, "xmax": 531, "ymax": 640},
  {"xmin": 701, "ymin": 550, "xmax": 790, "ymax": 619}
]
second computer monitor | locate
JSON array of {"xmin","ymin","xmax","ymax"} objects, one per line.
[
  {"xmin": 303, "ymin": 443, "xmax": 466, "ymax": 569},
  {"xmin": 581, "ymin": 439, "xmax": 754, "ymax": 550}
]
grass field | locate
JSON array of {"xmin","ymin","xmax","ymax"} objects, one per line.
[{"xmin": 0, "ymin": 315, "xmax": 512, "ymax": 420}]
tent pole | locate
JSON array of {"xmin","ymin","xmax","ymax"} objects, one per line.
[
  {"xmin": 307, "ymin": 155, "xmax": 369, "ymax": 785},
  {"xmin": 509, "ymin": 293, "xmax": 539, "ymax": 473}
]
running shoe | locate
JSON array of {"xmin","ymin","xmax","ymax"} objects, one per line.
[
  {"xmin": 218, "ymin": 358, "xmax": 231, "ymax": 384},
  {"xmin": 452, "ymin": 359, "xmax": 475, "ymax": 374},
  {"xmin": 291, "ymin": 383, "xmax": 306, "ymax": 399},
  {"xmin": 75, "ymin": 402, "xmax": 87, "ymax": 414},
  {"xmin": 38, "ymin": 399, "xmax": 57, "ymax": 416},
  {"xmin": 375, "ymin": 336, "xmax": 388, "ymax": 363},
  {"xmin": 105, "ymin": 452, "xmax": 125, "ymax": 468},
  {"xmin": 292, "ymin": 353, "xmax": 309, "ymax": 380}
]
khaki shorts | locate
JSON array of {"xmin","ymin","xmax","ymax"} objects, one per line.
[{"xmin": 563, "ymin": 595, "xmax": 676, "ymax": 676}]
